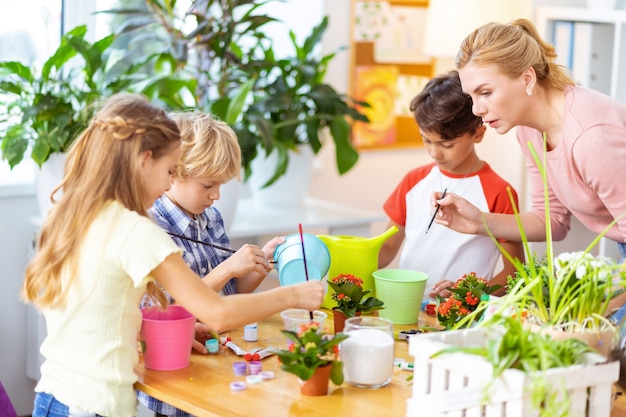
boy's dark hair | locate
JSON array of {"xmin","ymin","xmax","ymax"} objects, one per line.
[{"xmin": 410, "ymin": 70, "xmax": 482, "ymax": 140}]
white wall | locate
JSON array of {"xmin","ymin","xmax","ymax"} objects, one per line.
[
  {"xmin": 0, "ymin": 187, "xmax": 38, "ymax": 415},
  {"xmin": 313, "ymin": 0, "xmax": 526, "ymax": 241}
]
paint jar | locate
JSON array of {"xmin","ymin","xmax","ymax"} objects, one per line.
[
  {"xmin": 232, "ymin": 361, "xmax": 247, "ymax": 376},
  {"xmin": 244, "ymin": 323, "xmax": 258, "ymax": 342},
  {"xmin": 205, "ymin": 338, "xmax": 219, "ymax": 354},
  {"xmin": 248, "ymin": 361, "xmax": 262, "ymax": 375}
]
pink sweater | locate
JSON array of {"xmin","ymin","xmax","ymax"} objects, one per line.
[{"xmin": 518, "ymin": 85, "xmax": 626, "ymax": 243}]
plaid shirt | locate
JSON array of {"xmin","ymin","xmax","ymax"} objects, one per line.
[
  {"xmin": 139, "ymin": 195, "xmax": 238, "ymax": 417},
  {"xmin": 148, "ymin": 193, "xmax": 238, "ymax": 299}
]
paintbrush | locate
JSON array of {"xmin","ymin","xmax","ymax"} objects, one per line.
[
  {"xmin": 298, "ymin": 223, "xmax": 314, "ymax": 320},
  {"xmin": 425, "ymin": 188, "xmax": 447, "ymax": 234},
  {"xmin": 167, "ymin": 231, "xmax": 236, "ymax": 253},
  {"xmin": 167, "ymin": 231, "xmax": 277, "ymax": 263}
]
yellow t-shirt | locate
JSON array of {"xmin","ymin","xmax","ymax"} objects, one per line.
[{"xmin": 35, "ymin": 201, "xmax": 182, "ymax": 417}]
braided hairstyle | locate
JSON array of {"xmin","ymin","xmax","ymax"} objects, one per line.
[{"xmin": 23, "ymin": 93, "xmax": 180, "ymax": 309}]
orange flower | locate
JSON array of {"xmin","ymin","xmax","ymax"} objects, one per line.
[{"xmin": 436, "ymin": 272, "xmax": 501, "ymax": 329}]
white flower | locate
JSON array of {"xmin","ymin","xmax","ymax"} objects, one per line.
[{"xmin": 554, "ymin": 251, "xmax": 615, "ymax": 282}]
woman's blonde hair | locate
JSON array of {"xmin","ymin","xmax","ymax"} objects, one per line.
[
  {"xmin": 170, "ymin": 111, "xmax": 241, "ymax": 182},
  {"xmin": 455, "ymin": 18, "xmax": 575, "ymax": 90},
  {"xmin": 22, "ymin": 93, "xmax": 180, "ymax": 309}
]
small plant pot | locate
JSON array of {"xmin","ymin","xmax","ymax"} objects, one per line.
[
  {"xmin": 332, "ymin": 310, "xmax": 360, "ymax": 334},
  {"xmin": 299, "ymin": 364, "xmax": 332, "ymax": 396}
]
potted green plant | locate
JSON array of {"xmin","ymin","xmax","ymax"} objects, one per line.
[
  {"xmin": 0, "ymin": 24, "xmax": 193, "ymax": 169},
  {"xmin": 0, "ymin": 23, "xmax": 194, "ymax": 214},
  {"xmin": 235, "ymin": 16, "xmax": 370, "ymax": 187},
  {"xmin": 458, "ymin": 136, "xmax": 626, "ymax": 356},
  {"xmin": 105, "ymin": 1, "xmax": 370, "ymax": 190},
  {"xmin": 272, "ymin": 320, "xmax": 348, "ymax": 396},
  {"xmin": 327, "ymin": 273, "xmax": 384, "ymax": 333},
  {"xmin": 414, "ymin": 315, "xmax": 613, "ymax": 416}
]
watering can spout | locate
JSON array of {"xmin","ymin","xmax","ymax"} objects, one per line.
[
  {"xmin": 317, "ymin": 225, "xmax": 399, "ymax": 251},
  {"xmin": 317, "ymin": 226, "xmax": 399, "ymax": 309},
  {"xmin": 374, "ymin": 225, "xmax": 399, "ymax": 249}
]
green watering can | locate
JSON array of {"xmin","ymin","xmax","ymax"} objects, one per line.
[{"xmin": 318, "ymin": 225, "xmax": 399, "ymax": 309}]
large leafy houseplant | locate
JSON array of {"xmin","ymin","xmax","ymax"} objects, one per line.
[
  {"xmin": 235, "ymin": 16, "xmax": 370, "ymax": 186},
  {"xmin": 107, "ymin": 0, "xmax": 370, "ymax": 186},
  {"xmin": 0, "ymin": 24, "xmax": 194, "ymax": 169}
]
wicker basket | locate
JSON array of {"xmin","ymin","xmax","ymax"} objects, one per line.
[{"xmin": 407, "ymin": 327, "xmax": 619, "ymax": 417}]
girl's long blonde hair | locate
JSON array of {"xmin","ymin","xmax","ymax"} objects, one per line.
[
  {"xmin": 22, "ymin": 93, "xmax": 180, "ymax": 309},
  {"xmin": 455, "ymin": 18, "xmax": 575, "ymax": 90}
]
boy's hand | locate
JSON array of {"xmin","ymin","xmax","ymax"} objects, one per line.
[
  {"xmin": 228, "ymin": 244, "xmax": 272, "ymax": 276},
  {"xmin": 429, "ymin": 280, "xmax": 454, "ymax": 299},
  {"xmin": 262, "ymin": 236, "xmax": 286, "ymax": 264}
]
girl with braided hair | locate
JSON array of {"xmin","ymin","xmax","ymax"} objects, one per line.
[{"xmin": 22, "ymin": 93, "xmax": 324, "ymax": 417}]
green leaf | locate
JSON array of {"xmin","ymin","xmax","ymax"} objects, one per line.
[
  {"xmin": 330, "ymin": 361, "xmax": 344, "ymax": 385},
  {"xmin": 0, "ymin": 61, "xmax": 34, "ymax": 83},
  {"xmin": 224, "ymin": 78, "xmax": 254, "ymax": 125},
  {"xmin": 330, "ymin": 115, "xmax": 358, "ymax": 174}
]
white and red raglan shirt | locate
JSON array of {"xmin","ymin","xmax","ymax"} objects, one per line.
[{"xmin": 383, "ymin": 162, "xmax": 519, "ymax": 297}]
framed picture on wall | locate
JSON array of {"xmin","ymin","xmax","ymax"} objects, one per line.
[{"xmin": 350, "ymin": 0, "xmax": 433, "ymax": 150}]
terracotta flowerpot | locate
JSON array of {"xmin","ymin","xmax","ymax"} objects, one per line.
[
  {"xmin": 333, "ymin": 310, "xmax": 360, "ymax": 334},
  {"xmin": 299, "ymin": 364, "xmax": 332, "ymax": 396}
]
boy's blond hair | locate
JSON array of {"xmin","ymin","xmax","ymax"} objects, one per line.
[{"xmin": 170, "ymin": 111, "xmax": 241, "ymax": 182}]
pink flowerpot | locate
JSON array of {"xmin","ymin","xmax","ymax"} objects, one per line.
[{"xmin": 140, "ymin": 305, "xmax": 195, "ymax": 370}]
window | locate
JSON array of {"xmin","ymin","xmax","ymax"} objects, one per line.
[{"xmin": 0, "ymin": 0, "xmax": 62, "ymax": 185}]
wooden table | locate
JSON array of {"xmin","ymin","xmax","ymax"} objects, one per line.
[
  {"xmin": 134, "ymin": 310, "xmax": 422, "ymax": 417},
  {"xmin": 135, "ymin": 311, "xmax": 626, "ymax": 417}
]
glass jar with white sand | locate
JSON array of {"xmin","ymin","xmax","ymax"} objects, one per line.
[{"xmin": 341, "ymin": 316, "xmax": 395, "ymax": 388}]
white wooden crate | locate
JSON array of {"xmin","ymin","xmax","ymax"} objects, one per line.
[{"xmin": 407, "ymin": 328, "xmax": 619, "ymax": 417}]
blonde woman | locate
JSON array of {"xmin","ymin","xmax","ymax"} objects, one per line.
[{"xmin": 432, "ymin": 19, "xmax": 626, "ymax": 311}]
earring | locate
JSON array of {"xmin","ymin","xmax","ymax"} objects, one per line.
[{"xmin": 526, "ymin": 87, "xmax": 533, "ymax": 97}]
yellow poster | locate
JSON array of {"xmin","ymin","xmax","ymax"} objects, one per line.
[{"xmin": 352, "ymin": 65, "xmax": 398, "ymax": 148}]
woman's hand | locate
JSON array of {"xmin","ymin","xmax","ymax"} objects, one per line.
[{"xmin": 432, "ymin": 192, "xmax": 484, "ymax": 235}]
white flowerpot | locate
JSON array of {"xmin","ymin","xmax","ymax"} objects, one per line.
[
  {"xmin": 212, "ymin": 177, "xmax": 242, "ymax": 233},
  {"xmin": 248, "ymin": 145, "xmax": 314, "ymax": 208},
  {"xmin": 35, "ymin": 152, "xmax": 66, "ymax": 217}
]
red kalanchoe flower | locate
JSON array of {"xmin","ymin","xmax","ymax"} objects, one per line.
[{"xmin": 328, "ymin": 273, "xmax": 385, "ymax": 317}]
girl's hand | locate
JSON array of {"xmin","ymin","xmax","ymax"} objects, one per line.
[
  {"xmin": 192, "ymin": 322, "xmax": 217, "ymax": 354},
  {"xmin": 290, "ymin": 280, "xmax": 324, "ymax": 311},
  {"xmin": 432, "ymin": 192, "xmax": 483, "ymax": 234},
  {"xmin": 262, "ymin": 236, "xmax": 286, "ymax": 265}
]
